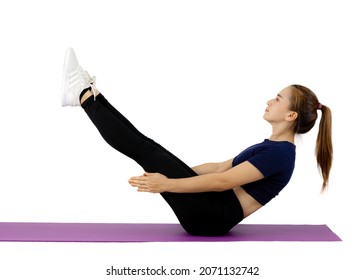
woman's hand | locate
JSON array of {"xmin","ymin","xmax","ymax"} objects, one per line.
[{"xmin": 128, "ymin": 172, "xmax": 170, "ymax": 193}]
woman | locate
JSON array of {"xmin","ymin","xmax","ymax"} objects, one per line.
[{"xmin": 61, "ymin": 48, "xmax": 333, "ymax": 236}]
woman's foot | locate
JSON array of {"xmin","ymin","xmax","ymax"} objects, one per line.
[{"xmin": 61, "ymin": 48, "xmax": 98, "ymax": 106}]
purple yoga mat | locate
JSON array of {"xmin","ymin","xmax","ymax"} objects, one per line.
[{"xmin": 0, "ymin": 222, "xmax": 341, "ymax": 242}]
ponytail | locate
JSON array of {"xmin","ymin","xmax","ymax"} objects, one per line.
[
  {"xmin": 316, "ymin": 105, "xmax": 333, "ymax": 191},
  {"xmin": 290, "ymin": 85, "xmax": 333, "ymax": 191}
]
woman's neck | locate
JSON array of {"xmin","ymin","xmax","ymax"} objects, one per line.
[
  {"xmin": 269, "ymin": 134, "xmax": 295, "ymax": 144},
  {"xmin": 269, "ymin": 125, "xmax": 295, "ymax": 144}
]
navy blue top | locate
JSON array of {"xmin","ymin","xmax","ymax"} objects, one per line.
[{"xmin": 232, "ymin": 139, "xmax": 296, "ymax": 205}]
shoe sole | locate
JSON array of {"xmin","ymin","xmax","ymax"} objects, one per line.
[
  {"xmin": 61, "ymin": 48, "xmax": 75, "ymax": 106},
  {"xmin": 61, "ymin": 48, "xmax": 71, "ymax": 106}
]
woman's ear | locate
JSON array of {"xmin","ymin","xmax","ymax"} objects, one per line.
[{"xmin": 286, "ymin": 111, "xmax": 298, "ymax": 122}]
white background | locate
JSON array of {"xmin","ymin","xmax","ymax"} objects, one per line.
[{"xmin": 0, "ymin": 0, "xmax": 362, "ymax": 279}]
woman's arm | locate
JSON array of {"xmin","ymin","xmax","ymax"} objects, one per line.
[
  {"xmin": 129, "ymin": 161, "xmax": 264, "ymax": 193},
  {"xmin": 192, "ymin": 159, "xmax": 234, "ymax": 175}
]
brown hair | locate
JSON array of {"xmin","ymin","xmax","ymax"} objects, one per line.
[{"xmin": 289, "ymin": 84, "xmax": 333, "ymax": 191}]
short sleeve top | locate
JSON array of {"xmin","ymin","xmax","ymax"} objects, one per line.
[{"xmin": 232, "ymin": 139, "xmax": 296, "ymax": 205}]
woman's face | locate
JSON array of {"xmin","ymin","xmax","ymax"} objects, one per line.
[{"xmin": 263, "ymin": 86, "xmax": 296, "ymax": 124}]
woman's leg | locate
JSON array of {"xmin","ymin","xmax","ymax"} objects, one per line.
[
  {"xmin": 81, "ymin": 93, "xmax": 244, "ymax": 235},
  {"xmin": 95, "ymin": 93, "xmax": 195, "ymax": 176},
  {"xmin": 81, "ymin": 92, "xmax": 196, "ymax": 178}
]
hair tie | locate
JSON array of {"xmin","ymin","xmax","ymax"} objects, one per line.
[{"xmin": 317, "ymin": 103, "xmax": 323, "ymax": 110}]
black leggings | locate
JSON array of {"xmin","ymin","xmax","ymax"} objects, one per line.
[{"xmin": 81, "ymin": 94, "xmax": 244, "ymax": 236}]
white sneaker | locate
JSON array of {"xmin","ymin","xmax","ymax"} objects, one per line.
[{"xmin": 61, "ymin": 48, "xmax": 98, "ymax": 106}]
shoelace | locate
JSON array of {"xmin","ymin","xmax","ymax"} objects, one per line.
[
  {"xmin": 79, "ymin": 67, "xmax": 98, "ymax": 100},
  {"xmin": 89, "ymin": 75, "xmax": 98, "ymax": 101}
]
